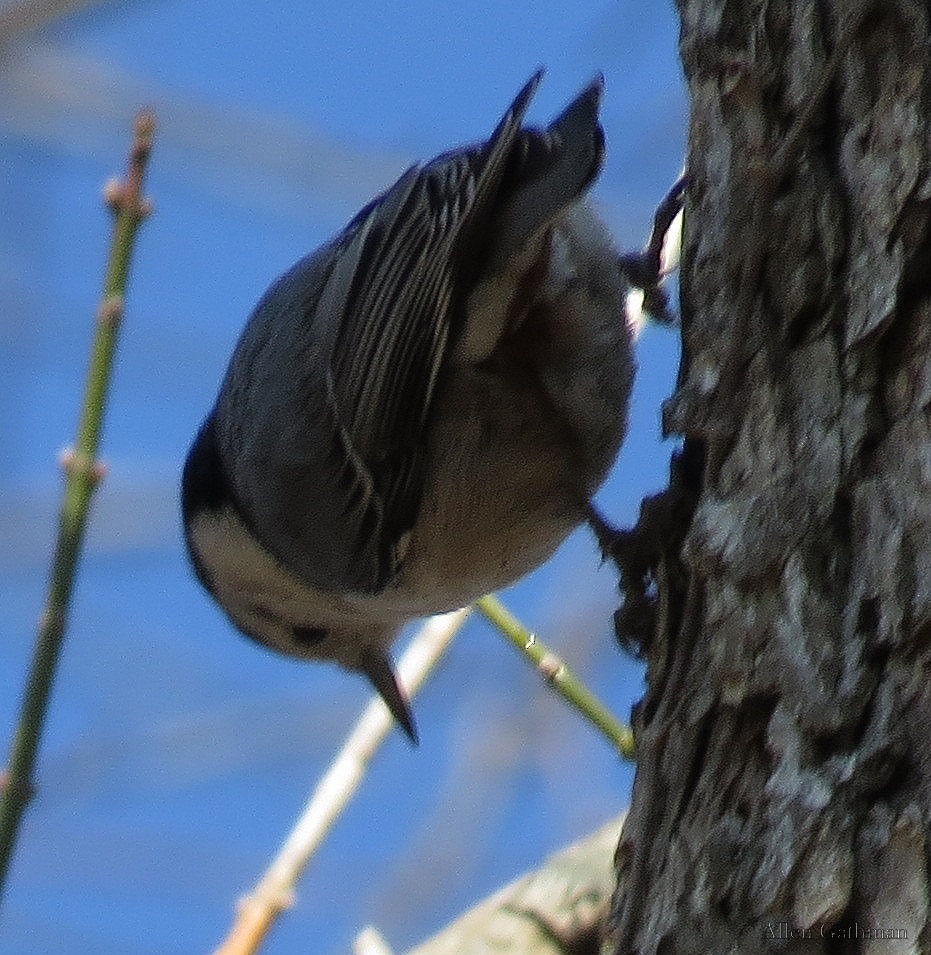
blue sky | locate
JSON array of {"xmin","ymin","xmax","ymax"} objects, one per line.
[{"xmin": 0, "ymin": 1, "xmax": 685, "ymax": 951}]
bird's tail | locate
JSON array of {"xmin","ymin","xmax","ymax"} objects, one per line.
[{"xmin": 481, "ymin": 75, "xmax": 606, "ymax": 267}]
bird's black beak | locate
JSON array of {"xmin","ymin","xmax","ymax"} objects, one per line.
[{"xmin": 360, "ymin": 649, "xmax": 418, "ymax": 744}]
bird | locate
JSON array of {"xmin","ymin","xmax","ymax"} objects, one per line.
[{"xmin": 182, "ymin": 71, "xmax": 634, "ymax": 743}]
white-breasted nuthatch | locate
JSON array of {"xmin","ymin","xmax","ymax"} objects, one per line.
[{"xmin": 182, "ymin": 73, "xmax": 634, "ymax": 742}]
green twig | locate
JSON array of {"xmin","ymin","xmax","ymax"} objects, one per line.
[
  {"xmin": 0, "ymin": 111, "xmax": 156, "ymax": 902},
  {"xmin": 475, "ymin": 595, "xmax": 635, "ymax": 760}
]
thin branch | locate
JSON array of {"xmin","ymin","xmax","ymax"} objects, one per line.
[
  {"xmin": 213, "ymin": 607, "xmax": 472, "ymax": 955},
  {"xmin": 474, "ymin": 595, "xmax": 635, "ymax": 760},
  {"xmin": 0, "ymin": 110, "xmax": 155, "ymax": 903}
]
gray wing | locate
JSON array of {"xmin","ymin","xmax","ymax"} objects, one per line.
[{"xmin": 215, "ymin": 73, "xmax": 542, "ymax": 594}]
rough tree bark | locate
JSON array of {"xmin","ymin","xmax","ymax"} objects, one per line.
[{"xmin": 609, "ymin": 2, "xmax": 931, "ymax": 952}]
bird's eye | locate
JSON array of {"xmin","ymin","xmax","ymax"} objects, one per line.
[{"xmin": 293, "ymin": 626, "xmax": 327, "ymax": 646}]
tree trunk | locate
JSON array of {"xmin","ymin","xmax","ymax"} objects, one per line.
[{"xmin": 610, "ymin": 2, "xmax": 931, "ymax": 952}]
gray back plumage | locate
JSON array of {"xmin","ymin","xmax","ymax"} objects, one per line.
[{"xmin": 207, "ymin": 72, "xmax": 606, "ymax": 595}]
